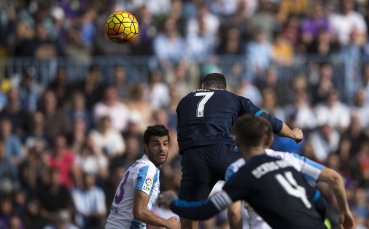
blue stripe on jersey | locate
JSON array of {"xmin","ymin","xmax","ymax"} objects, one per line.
[
  {"xmin": 225, "ymin": 167, "xmax": 235, "ymax": 181},
  {"xmin": 312, "ymin": 190, "xmax": 321, "ymax": 203},
  {"xmin": 135, "ymin": 166, "xmax": 149, "ymax": 190},
  {"xmin": 149, "ymin": 168, "xmax": 160, "ymax": 210},
  {"xmin": 292, "ymin": 153, "xmax": 324, "ymax": 170},
  {"xmin": 303, "ymin": 174, "xmax": 317, "ymax": 183},
  {"xmin": 130, "ymin": 219, "xmax": 145, "ymax": 229},
  {"xmin": 255, "ymin": 109, "xmax": 264, "ymax": 116},
  {"xmin": 173, "ymin": 199, "xmax": 208, "ymax": 208}
]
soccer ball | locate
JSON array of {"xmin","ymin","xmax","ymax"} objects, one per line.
[{"xmin": 105, "ymin": 11, "xmax": 139, "ymax": 43}]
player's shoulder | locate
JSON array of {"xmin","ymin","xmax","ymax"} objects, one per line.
[
  {"xmin": 129, "ymin": 155, "xmax": 157, "ymax": 172},
  {"xmin": 225, "ymin": 158, "xmax": 246, "ymax": 181}
]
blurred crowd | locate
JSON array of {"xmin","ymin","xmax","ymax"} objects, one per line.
[{"xmin": 1, "ymin": 0, "xmax": 369, "ymax": 228}]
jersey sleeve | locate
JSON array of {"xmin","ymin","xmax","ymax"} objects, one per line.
[
  {"xmin": 225, "ymin": 158, "xmax": 245, "ymax": 181},
  {"xmin": 266, "ymin": 150, "xmax": 324, "ymax": 183},
  {"xmin": 223, "ymin": 167, "xmax": 252, "ymax": 201},
  {"xmin": 135, "ymin": 165, "xmax": 158, "ymax": 195},
  {"xmin": 238, "ymin": 96, "xmax": 283, "ymax": 133},
  {"xmin": 170, "ymin": 191, "xmax": 232, "ymax": 220}
]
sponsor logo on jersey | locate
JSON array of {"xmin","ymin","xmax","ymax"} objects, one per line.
[{"xmin": 143, "ymin": 177, "xmax": 153, "ymax": 191}]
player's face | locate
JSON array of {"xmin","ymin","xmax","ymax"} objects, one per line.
[{"xmin": 145, "ymin": 136, "xmax": 169, "ymax": 166}]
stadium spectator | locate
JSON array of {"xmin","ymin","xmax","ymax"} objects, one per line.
[
  {"xmin": 93, "ymin": 86, "xmax": 131, "ymax": 132},
  {"xmin": 18, "ymin": 141, "xmax": 48, "ymax": 194},
  {"xmin": 72, "ymin": 173, "xmax": 106, "ymax": 229},
  {"xmin": 47, "ymin": 135, "xmax": 76, "ymax": 189},
  {"xmin": 329, "ymin": 0, "xmax": 367, "ymax": 46},
  {"xmin": 154, "ymin": 17, "xmax": 187, "ymax": 72},
  {"xmin": 315, "ymin": 89, "xmax": 351, "ymax": 131},
  {"xmin": 147, "ymin": 70, "xmax": 170, "ymax": 110},
  {"xmin": 0, "ymin": 140, "xmax": 19, "ymax": 194},
  {"xmin": 89, "ymin": 115, "xmax": 125, "ymax": 158},
  {"xmin": 0, "ymin": 118, "xmax": 23, "ymax": 164},
  {"xmin": 126, "ymin": 84, "xmax": 153, "ymax": 133},
  {"xmin": 0, "ymin": 88, "xmax": 32, "ymax": 140},
  {"xmin": 37, "ymin": 168, "xmax": 74, "ymax": 224},
  {"xmin": 38, "ymin": 90, "xmax": 68, "ymax": 139}
]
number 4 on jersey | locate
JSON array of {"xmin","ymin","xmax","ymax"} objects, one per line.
[
  {"xmin": 195, "ymin": 92, "xmax": 214, "ymax": 117},
  {"xmin": 275, "ymin": 171, "xmax": 312, "ymax": 209}
]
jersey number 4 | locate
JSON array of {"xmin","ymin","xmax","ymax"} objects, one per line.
[
  {"xmin": 275, "ymin": 171, "xmax": 312, "ymax": 209},
  {"xmin": 195, "ymin": 92, "xmax": 214, "ymax": 117}
]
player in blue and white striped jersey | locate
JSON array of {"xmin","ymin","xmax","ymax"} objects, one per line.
[
  {"xmin": 105, "ymin": 125, "xmax": 179, "ymax": 229},
  {"xmin": 225, "ymin": 149, "xmax": 351, "ymax": 229}
]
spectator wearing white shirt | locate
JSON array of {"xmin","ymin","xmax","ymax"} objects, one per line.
[
  {"xmin": 329, "ymin": 0, "xmax": 367, "ymax": 46},
  {"xmin": 72, "ymin": 172, "xmax": 106, "ymax": 229},
  {"xmin": 351, "ymin": 89, "xmax": 369, "ymax": 128},
  {"xmin": 187, "ymin": 3, "xmax": 219, "ymax": 37},
  {"xmin": 309, "ymin": 124, "xmax": 340, "ymax": 162},
  {"xmin": 147, "ymin": 70, "xmax": 170, "ymax": 110},
  {"xmin": 315, "ymin": 89, "xmax": 351, "ymax": 131},
  {"xmin": 93, "ymin": 86, "xmax": 130, "ymax": 132},
  {"xmin": 89, "ymin": 116, "xmax": 125, "ymax": 158}
]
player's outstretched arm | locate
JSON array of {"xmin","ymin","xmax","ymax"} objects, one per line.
[
  {"xmin": 160, "ymin": 191, "xmax": 232, "ymax": 221},
  {"xmin": 317, "ymin": 168, "xmax": 354, "ymax": 229},
  {"xmin": 278, "ymin": 123, "xmax": 303, "ymax": 143},
  {"xmin": 133, "ymin": 191, "xmax": 180, "ymax": 229}
]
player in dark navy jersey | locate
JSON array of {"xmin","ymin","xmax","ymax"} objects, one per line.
[
  {"xmin": 162, "ymin": 115, "xmax": 354, "ymax": 229},
  {"xmin": 176, "ymin": 73, "xmax": 303, "ymax": 228}
]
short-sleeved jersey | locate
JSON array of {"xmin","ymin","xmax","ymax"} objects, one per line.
[
  {"xmin": 225, "ymin": 149, "xmax": 325, "ymax": 229},
  {"xmin": 105, "ymin": 155, "xmax": 160, "ymax": 229},
  {"xmin": 223, "ymin": 154, "xmax": 325, "ymax": 229},
  {"xmin": 176, "ymin": 89, "xmax": 283, "ymax": 152},
  {"xmin": 225, "ymin": 149, "xmax": 324, "ymax": 183}
]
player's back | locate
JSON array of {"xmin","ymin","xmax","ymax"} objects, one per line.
[
  {"xmin": 224, "ymin": 154, "xmax": 325, "ymax": 229},
  {"xmin": 177, "ymin": 89, "xmax": 256, "ymax": 151},
  {"xmin": 105, "ymin": 155, "xmax": 160, "ymax": 229}
]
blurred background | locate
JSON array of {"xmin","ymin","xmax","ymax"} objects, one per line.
[{"xmin": 0, "ymin": 0, "xmax": 369, "ymax": 228}]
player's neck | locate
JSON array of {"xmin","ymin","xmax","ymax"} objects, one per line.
[{"xmin": 242, "ymin": 146, "xmax": 265, "ymax": 159}]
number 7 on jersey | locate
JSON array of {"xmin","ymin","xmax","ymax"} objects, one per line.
[{"xmin": 195, "ymin": 92, "xmax": 214, "ymax": 117}]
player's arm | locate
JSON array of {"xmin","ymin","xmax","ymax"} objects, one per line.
[
  {"xmin": 242, "ymin": 98, "xmax": 303, "ymax": 142},
  {"xmin": 160, "ymin": 191, "xmax": 233, "ymax": 221},
  {"xmin": 133, "ymin": 190, "xmax": 179, "ymax": 228},
  {"xmin": 317, "ymin": 168, "xmax": 354, "ymax": 229}
]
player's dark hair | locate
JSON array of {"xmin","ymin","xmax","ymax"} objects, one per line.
[
  {"xmin": 143, "ymin": 125, "xmax": 170, "ymax": 144},
  {"xmin": 200, "ymin": 73, "xmax": 227, "ymax": 89},
  {"xmin": 232, "ymin": 114, "xmax": 272, "ymax": 148}
]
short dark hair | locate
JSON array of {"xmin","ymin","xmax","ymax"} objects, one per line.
[
  {"xmin": 143, "ymin": 125, "xmax": 170, "ymax": 144},
  {"xmin": 232, "ymin": 114, "xmax": 272, "ymax": 148},
  {"xmin": 200, "ymin": 73, "xmax": 226, "ymax": 89}
]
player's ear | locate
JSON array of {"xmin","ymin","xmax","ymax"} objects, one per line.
[
  {"xmin": 266, "ymin": 134, "xmax": 273, "ymax": 147},
  {"xmin": 143, "ymin": 144, "xmax": 149, "ymax": 153}
]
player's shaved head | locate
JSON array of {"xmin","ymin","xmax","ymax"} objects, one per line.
[
  {"xmin": 201, "ymin": 73, "xmax": 227, "ymax": 90},
  {"xmin": 232, "ymin": 115, "xmax": 272, "ymax": 148}
]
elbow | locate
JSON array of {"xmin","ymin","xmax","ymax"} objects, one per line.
[
  {"xmin": 133, "ymin": 208, "xmax": 145, "ymax": 221},
  {"xmin": 322, "ymin": 168, "xmax": 343, "ymax": 186}
]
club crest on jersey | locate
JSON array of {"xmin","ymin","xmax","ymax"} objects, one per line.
[{"xmin": 143, "ymin": 177, "xmax": 153, "ymax": 191}]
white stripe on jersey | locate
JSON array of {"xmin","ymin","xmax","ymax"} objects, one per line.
[
  {"xmin": 225, "ymin": 149, "xmax": 325, "ymax": 229},
  {"xmin": 210, "ymin": 191, "xmax": 233, "ymax": 210},
  {"xmin": 105, "ymin": 154, "xmax": 160, "ymax": 229}
]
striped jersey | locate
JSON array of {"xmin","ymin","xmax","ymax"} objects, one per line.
[
  {"xmin": 225, "ymin": 149, "xmax": 324, "ymax": 229},
  {"xmin": 105, "ymin": 154, "xmax": 160, "ymax": 229}
]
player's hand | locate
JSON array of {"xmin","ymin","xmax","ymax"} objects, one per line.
[
  {"xmin": 159, "ymin": 191, "xmax": 177, "ymax": 209},
  {"xmin": 166, "ymin": 216, "xmax": 180, "ymax": 229},
  {"xmin": 292, "ymin": 128, "xmax": 303, "ymax": 143},
  {"xmin": 339, "ymin": 210, "xmax": 354, "ymax": 229}
]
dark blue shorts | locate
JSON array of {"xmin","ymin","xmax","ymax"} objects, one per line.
[{"xmin": 179, "ymin": 144, "xmax": 241, "ymax": 201}]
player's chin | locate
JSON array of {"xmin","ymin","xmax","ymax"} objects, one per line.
[{"xmin": 157, "ymin": 153, "xmax": 168, "ymax": 163}]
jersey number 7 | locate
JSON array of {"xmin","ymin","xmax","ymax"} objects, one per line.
[
  {"xmin": 275, "ymin": 171, "xmax": 312, "ymax": 209},
  {"xmin": 195, "ymin": 92, "xmax": 214, "ymax": 117}
]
